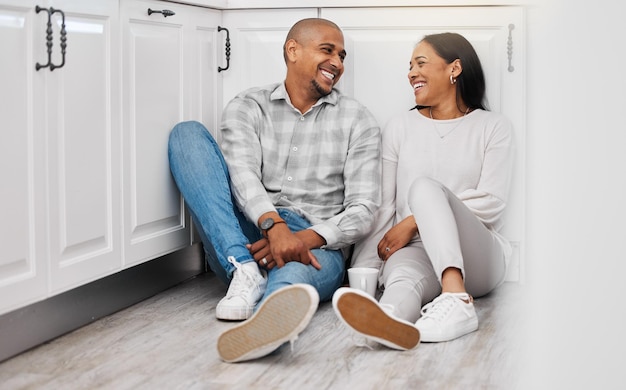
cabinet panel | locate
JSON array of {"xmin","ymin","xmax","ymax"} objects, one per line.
[
  {"xmin": 46, "ymin": 0, "xmax": 122, "ymax": 292},
  {"xmin": 129, "ymin": 22, "xmax": 181, "ymax": 235},
  {"xmin": 185, "ymin": 6, "xmax": 221, "ymax": 245},
  {"xmin": 323, "ymin": 7, "xmax": 525, "ymax": 281},
  {"xmin": 0, "ymin": 1, "xmax": 47, "ymax": 314},
  {"xmin": 122, "ymin": 0, "xmax": 220, "ymax": 265},
  {"xmin": 190, "ymin": 12, "xmax": 222, "ymax": 137},
  {"xmin": 123, "ymin": 6, "xmax": 186, "ymax": 265},
  {"xmin": 220, "ymin": 8, "xmax": 318, "ymax": 123}
]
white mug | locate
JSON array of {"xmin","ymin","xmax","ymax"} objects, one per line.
[{"xmin": 347, "ymin": 267, "xmax": 379, "ymax": 297}]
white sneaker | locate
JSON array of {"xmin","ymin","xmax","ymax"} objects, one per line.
[
  {"xmin": 332, "ymin": 287, "xmax": 420, "ymax": 350},
  {"xmin": 217, "ymin": 284, "xmax": 319, "ymax": 363},
  {"xmin": 215, "ymin": 256, "xmax": 267, "ymax": 320},
  {"xmin": 415, "ymin": 292, "xmax": 478, "ymax": 342}
]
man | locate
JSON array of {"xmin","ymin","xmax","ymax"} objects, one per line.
[{"xmin": 168, "ymin": 18, "xmax": 381, "ymax": 363}]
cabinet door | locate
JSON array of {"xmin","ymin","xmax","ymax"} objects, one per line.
[
  {"xmin": 322, "ymin": 7, "xmax": 525, "ymax": 281},
  {"xmin": 0, "ymin": 0, "xmax": 47, "ymax": 314},
  {"xmin": 188, "ymin": 7, "xmax": 222, "ymax": 138},
  {"xmin": 121, "ymin": 0, "xmax": 220, "ymax": 265},
  {"xmin": 188, "ymin": 7, "xmax": 222, "ymax": 246},
  {"xmin": 220, "ymin": 8, "xmax": 318, "ymax": 125},
  {"xmin": 44, "ymin": 0, "xmax": 122, "ymax": 293}
]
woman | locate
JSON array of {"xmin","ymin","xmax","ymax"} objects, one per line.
[{"xmin": 332, "ymin": 32, "xmax": 514, "ymax": 349}]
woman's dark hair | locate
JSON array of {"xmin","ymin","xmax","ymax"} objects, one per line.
[{"xmin": 421, "ymin": 32, "xmax": 488, "ymax": 111}]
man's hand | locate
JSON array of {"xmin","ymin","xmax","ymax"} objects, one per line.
[{"xmin": 248, "ymin": 223, "xmax": 324, "ymax": 270}]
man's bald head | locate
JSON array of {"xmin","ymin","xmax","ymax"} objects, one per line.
[{"xmin": 283, "ymin": 18, "xmax": 343, "ymax": 63}]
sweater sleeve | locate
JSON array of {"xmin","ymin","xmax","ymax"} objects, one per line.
[{"xmin": 458, "ymin": 113, "xmax": 515, "ymax": 231}]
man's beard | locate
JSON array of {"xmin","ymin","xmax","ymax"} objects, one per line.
[{"xmin": 311, "ymin": 79, "xmax": 332, "ymax": 98}]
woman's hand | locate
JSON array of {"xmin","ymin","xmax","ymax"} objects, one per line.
[{"xmin": 377, "ymin": 216, "xmax": 419, "ymax": 261}]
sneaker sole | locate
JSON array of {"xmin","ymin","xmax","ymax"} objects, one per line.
[
  {"xmin": 334, "ymin": 289, "xmax": 420, "ymax": 350},
  {"xmin": 215, "ymin": 306, "xmax": 253, "ymax": 321},
  {"xmin": 418, "ymin": 319, "xmax": 479, "ymax": 343},
  {"xmin": 217, "ymin": 284, "xmax": 319, "ymax": 363}
]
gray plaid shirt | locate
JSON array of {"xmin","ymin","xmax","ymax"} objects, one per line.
[{"xmin": 219, "ymin": 82, "xmax": 381, "ymax": 250}]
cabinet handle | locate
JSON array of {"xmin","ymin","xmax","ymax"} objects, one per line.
[
  {"xmin": 218, "ymin": 26, "xmax": 230, "ymax": 72},
  {"xmin": 51, "ymin": 9, "xmax": 66, "ymax": 71},
  {"xmin": 507, "ymin": 24, "xmax": 515, "ymax": 73},
  {"xmin": 147, "ymin": 8, "xmax": 175, "ymax": 18},
  {"xmin": 35, "ymin": 6, "xmax": 67, "ymax": 71},
  {"xmin": 34, "ymin": 6, "xmax": 52, "ymax": 71}
]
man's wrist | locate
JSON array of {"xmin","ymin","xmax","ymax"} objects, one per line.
[
  {"xmin": 297, "ymin": 229, "xmax": 326, "ymax": 250},
  {"xmin": 260, "ymin": 216, "xmax": 286, "ymax": 237}
]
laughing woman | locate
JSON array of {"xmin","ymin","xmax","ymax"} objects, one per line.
[{"xmin": 332, "ymin": 32, "xmax": 514, "ymax": 348}]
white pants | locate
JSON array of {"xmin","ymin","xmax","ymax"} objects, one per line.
[{"xmin": 379, "ymin": 177, "xmax": 506, "ymax": 323}]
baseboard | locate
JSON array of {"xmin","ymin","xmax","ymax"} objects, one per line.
[{"xmin": 0, "ymin": 243, "xmax": 205, "ymax": 363}]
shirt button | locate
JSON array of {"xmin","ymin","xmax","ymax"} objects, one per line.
[
  {"xmin": 287, "ymin": 176, "xmax": 293, "ymax": 181},
  {"xmin": 300, "ymin": 116, "xmax": 305, "ymax": 121},
  {"xmin": 292, "ymin": 146, "xmax": 298, "ymax": 152}
]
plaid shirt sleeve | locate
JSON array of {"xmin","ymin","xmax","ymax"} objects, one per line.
[
  {"xmin": 308, "ymin": 102, "xmax": 382, "ymax": 249},
  {"xmin": 219, "ymin": 91, "xmax": 274, "ymax": 227}
]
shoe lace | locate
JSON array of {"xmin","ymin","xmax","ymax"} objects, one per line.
[
  {"xmin": 289, "ymin": 336, "xmax": 299, "ymax": 352},
  {"xmin": 420, "ymin": 293, "xmax": 468, "ymax": 322},
  {"xmin": 226, "ymin": 256, "xmax": 260, "ymax": 298}
]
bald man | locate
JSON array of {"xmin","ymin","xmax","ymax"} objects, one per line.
[{"xmin": 168, "ymin": 18, "xmax": 381, "ymax": 363}]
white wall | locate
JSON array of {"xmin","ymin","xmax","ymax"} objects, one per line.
[{"xmin": 523, "ymin": 0, "xmax": 626, "ymax": 387}]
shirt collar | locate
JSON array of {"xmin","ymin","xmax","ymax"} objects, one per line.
[{"xmin": 270, "ymin": 82, "xmax": 340, "ymax": 110}]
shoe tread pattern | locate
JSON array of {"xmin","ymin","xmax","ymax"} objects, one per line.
[
  {"xmin": 217, "ymin": 286, "xmax": 315, "ymax": 362},
  {"xmin": 338, "ymin": 292, "xmax": 420, "ymax": 350}
]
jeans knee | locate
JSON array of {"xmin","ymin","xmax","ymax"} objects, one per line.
[
  {"xmin": 170, "ymin": 120, "xmax": 210, "ymax": 143},
  {"xmin": 169, "ymin": 121, "xmax": 216, "ymax": 154}
]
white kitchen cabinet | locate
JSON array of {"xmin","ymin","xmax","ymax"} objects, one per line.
[
  {"xmin": 0, "ymin": 0, "xmax": 121, "ymax": 315},
  {"xmin": 0, "ymin": 0, "xmax": 48, "ymax": 314},
  {"xmin": 1, "ymin": 0, "xmax": 223, "ymax": 316},
  {"xmin": 45, "ymin": 0, "xmax": 122, "ymax": 293},
  {"xmin": 120, "ymin": 0, "xmax": 220, "ymax": 265}
]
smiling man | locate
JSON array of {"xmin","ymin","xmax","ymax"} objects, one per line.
[{"xmin": 167, "ymin": 18, "xmax": 381, "ymax": 363}]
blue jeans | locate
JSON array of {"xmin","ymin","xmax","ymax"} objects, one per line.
[{"xmin": 167, "ymin": 121, "xmax": 345, "ymax": 305}]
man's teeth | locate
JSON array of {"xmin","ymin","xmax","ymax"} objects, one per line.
[
  {"xmin": 321, "ymin": 70, "xmax": 335, "ymax": 80},
  {"xmin": 413, "ymin": 82, "xmax": 425, "ymax": 90}
]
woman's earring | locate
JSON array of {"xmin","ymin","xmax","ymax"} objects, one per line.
[{"xmin": 450, "ymin": 74, "xmax": 456, "ymax": 84}]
